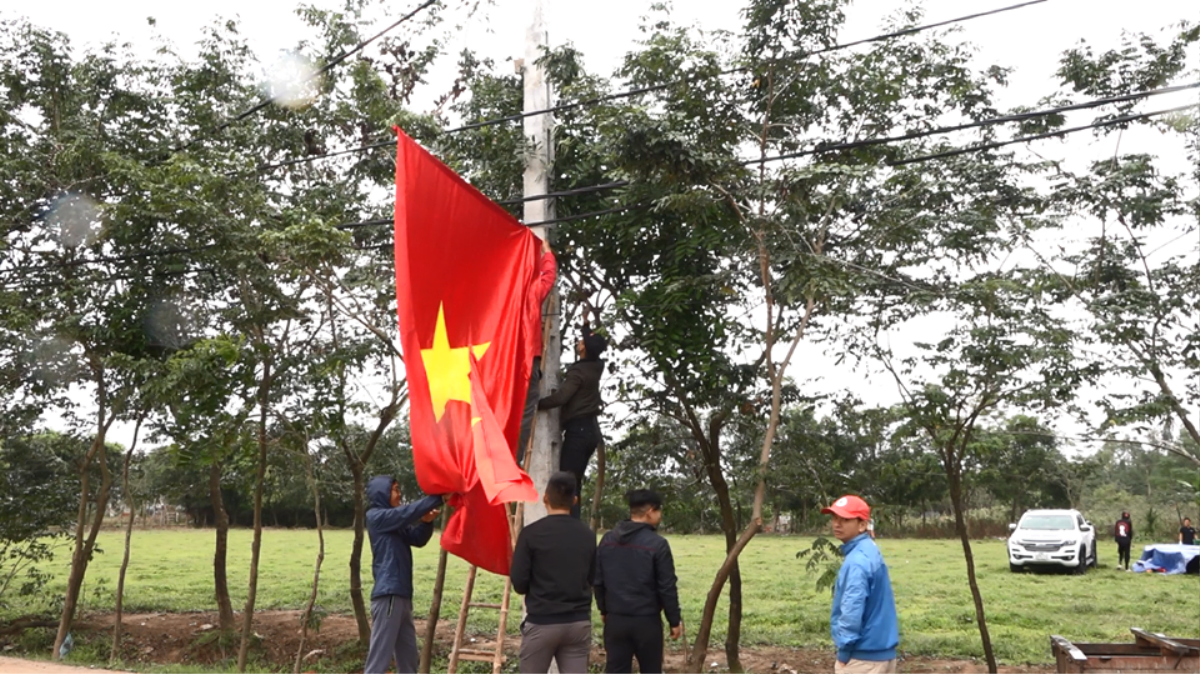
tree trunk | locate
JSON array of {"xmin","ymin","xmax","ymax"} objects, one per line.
[
  {"xmin": 688, "ymin": 520, "xmax": 761, "ymax": 671},
  {"xmin": 111, "ymin": 416, "xmax": 145, "ymax": 664},
  {"xmin": 348, "ymin": 463, "xmax": 370, "ymax": 645},
  {"xmin": 420, "ymin": 544, "xmax": 450, "ymax": 673},
  {"xmin": 237, "ymin": 358, "xmax": 272, "ymax": 672},
  {"xmin": 210, "ymin": 462, "xmax": 236, "ymax": 632},
  {"xmin": 694, "ymin": 429, "xmax": 743, "ymax": 672},
  {"xmin": 589, "ymin": 439, "xmax": 606, "ymax": 531},
  {"xmin": 294, "ymin": 456, "xmax": 325, "ymax": 674},
  {"xmin": 345, "ymin": 401, "xmax": 399, "ymax": 645},
  {"xmin": 53, "ymin": 421, "xmax": 114, "ymax": 660},
  {"xmin": 947, "ymin": 457, "xmax": 997, "ymax": 673}
]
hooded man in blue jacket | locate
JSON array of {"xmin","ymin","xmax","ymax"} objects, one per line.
[
  {"xmin": 823, "ymin": 494, "xmax": 899, "ymax": 674},
  {"xmin": 364, "ymin": 475, "xmax": 442, "ymax": 674}
]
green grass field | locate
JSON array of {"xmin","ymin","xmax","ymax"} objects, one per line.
[{"xmin": 6, "ymin": 529, "xmax": 1197, "ymax": 665}]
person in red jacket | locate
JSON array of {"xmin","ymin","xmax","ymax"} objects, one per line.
[{"xmin": 516, "ymin": 238, "xmax": 557, "ymax": 466}]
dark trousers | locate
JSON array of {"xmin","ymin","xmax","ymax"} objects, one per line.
[
  {"xmin": 560, "ymin": 415, "xmax": 600, "ymax": 519},
  {"xmin": 1116, "ymin": 539, "xmax": 1132, "ymax": 568},
  {"xmin": 517, "ymin": 357, "xmax": 542, "ymax": 467},
  {"xmin": 519, "ymin": 619, "xmax": 591, "ymax": 673},
  {"xmin": 365, "ymin": 595, "xmax": 417, "ymax": 674},
  {"xmin": 603, "ymin": 614, "xmax": 663, "ymax": 673}
]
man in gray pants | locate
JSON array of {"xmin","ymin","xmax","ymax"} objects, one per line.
[
  {"xmin": 510, "ymin": 472, "xmax": 597, "ymax": 673},
  {"xmin": 364, "ymin": 476, "xmax": 442, "ymax": 674}
]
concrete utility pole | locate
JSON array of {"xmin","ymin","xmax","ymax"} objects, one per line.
[{"xmin": 523, "ymin": 0, "xmax": 558, "ymax": 527}]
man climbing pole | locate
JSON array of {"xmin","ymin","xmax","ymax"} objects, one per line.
[{"xmin": 538, "ymin": 327, "xmax": 606, "ymax": 519}]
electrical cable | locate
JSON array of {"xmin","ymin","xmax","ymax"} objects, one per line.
[
  {"xmin": 336, "ymin": 81, "xmax": 1200, "ymax": 231},
  {"xmin": 354, "ymin": 100, "xmax": 1198, "ymax": 245},
  {"xmin": 1, "ymin": 267, "xmax": 214, "ymax": 291},
  {"xmin": 888, "ymin": 101, "xmax": 1199, "ymax": 166},
  {"xmin": 495, "ymin": 181, "xmax": 630, "ymax": 206},
  {"xmin": 745, "ymin": 81, "xmax": 1200, "ymax": 165},
  {"xmin": 253, "ymin": 0, "xmax": 1049, "ymax": 175},
  {"xmin": 9, "ymin": 244, "xmax": 221, "ymax": 276},
  {"xmin": 8, "ymin": 81, "xmax": 1188, "ymax": 280}
]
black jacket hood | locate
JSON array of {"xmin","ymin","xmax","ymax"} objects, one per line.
[{"xmin": 613, "ymin": 519, "xmax": 654, "ymax": 542}]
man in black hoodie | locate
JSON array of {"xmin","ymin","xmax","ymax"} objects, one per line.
[
  {"xmin": 594, "ymin": 489, "xmax": 682, "ymax": 674},
  {"xmin": 538, "ymin": 332, "xmax": 606, "ymax": 519},
  {"xmin": 510, "ymin": 471, "xmax": 597, "ymax": 673}
]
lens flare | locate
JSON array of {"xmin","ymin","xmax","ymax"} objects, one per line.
[
  {"xmin": 264, "ymin": 52, "xmax": 322, "ymax": 110},
  {"xmin": 47, "ymin": 193, "xmax": 103, "ymax": 248},
  {"xmin": 144, "ymin": 299, "xmax": 189, "ymax": 351}
]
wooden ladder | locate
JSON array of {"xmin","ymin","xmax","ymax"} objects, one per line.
[
  {"xmin": 446, "ymin": 501, "xmax": 527, "ymax": 673},
  {"xmin": 445, "ymin": 326, "xmax": 548, "ymax": 673}
]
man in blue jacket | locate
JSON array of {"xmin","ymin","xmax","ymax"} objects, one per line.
[
  {"xmin": 364, "ymin": 476, "xmax": 442, "ymax": 674},
  {"xmin": 823, "ymin": 495, "xmax": 899, "ymax": 673}
]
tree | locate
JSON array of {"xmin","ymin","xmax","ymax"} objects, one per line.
[
  {"xmin": 1031, "ymin": 23, "xmax": 1200, "ymax": 464},
  {"xmin": 0, "ymin": 434, "xmax": 86, "ymax": 611},
  {"xmin": 880, "ymin": 271, "xmax": 1093, "ymax": 673},
  {"xmin": 541, "ymin": 2, "xmax": 1034, "ymax": 666},
  {"xmin": 148, "ymin": 336, "xmax": 254, "ymax": 635},
  {"xmin": 973, "ymin": 416, "xmax": 1070, "ymax": 521},
  {"xmin": 0, "ymin": 21, "xmax": 204, "ymax": 657}
]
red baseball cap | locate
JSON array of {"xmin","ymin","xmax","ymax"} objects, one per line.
[{"xmin": 822, "ymin": 495, "xmax": 870, "ymax": 520}]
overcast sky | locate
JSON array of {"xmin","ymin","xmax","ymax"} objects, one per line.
[
  {"xmin": 8, "ymin": 0, "xmax": 1195, "ymax": 107},
  {"xmin": 6, "ymin": 0, "xmax": 1197, "ymax": 452}
]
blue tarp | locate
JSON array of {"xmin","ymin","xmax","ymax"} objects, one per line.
[{"xmin": 1131, "ymin": 544, "xmax": 1200, "ymax": 574}]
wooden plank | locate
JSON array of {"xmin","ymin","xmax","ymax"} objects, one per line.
[
  {"xmin": 1051, "ymin": 635, "xmax": 1088, "ymax": 662},
  {"xmin": 1131, "ymin": 627, "xmax": 1192, "ymax": 655},
  {"xmin": 1079, "ymin": 654, "xmax": 1199, "ymax": 671},
  {"xmin": 1075, "ymin": 643, "xmax": 1161, "ymax": 656},
  {"xmin": 1051, "ymin": 635, "xmax": 1088, "ymax": 673},
  {"xmin": 451, "ymin": 647, "xmax": 504, "ymax": 657}
]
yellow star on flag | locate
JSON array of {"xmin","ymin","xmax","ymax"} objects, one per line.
[{"xmin": 420, "ymin": 303, "xmax": 490, "ymax": 422}]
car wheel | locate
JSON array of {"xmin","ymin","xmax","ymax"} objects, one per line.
[
  {"xmin": 1009, "ymin": 562, "xmax": 1022, "ymax": 573},
  {"xmin": 1073, "ymin": 553, "xmax": 1087, "ymax": 575},
  {"xmin": 1089, "ymin": 542, "xmax": 1098, "ymax": 568}
]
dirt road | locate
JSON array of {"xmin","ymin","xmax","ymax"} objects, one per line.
[{"xmin": 0, "ymin": 656, "xmax": 123, "ymax": 673}]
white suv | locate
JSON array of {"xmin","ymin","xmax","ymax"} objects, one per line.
[{"xmin": 1007, "ymin": 509, "xmax": 1097, "ymax": 573}]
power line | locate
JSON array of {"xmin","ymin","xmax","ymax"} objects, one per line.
[
  {"xmin": 888, "ymin": 101, "xmax": 1199, "ymax": 166},
  {"xmin": 13, "ymin": 87, "xmax": 1187, "ymax": 283},
  {"xmin": 254, "ymin": 0, "xmax": 1049, "ymax": 175},
  {"xmin": 364, "ymin": 100, "xmax": 1200, "ymax": 242},
  {"xmin": 744, "ymin": 80, "xmax": 1200, "ymax": 165},
  {"xmin": 9, "ymin": 79, "xmax": 1188, "ymax": 283},
  {"xmin": 8, "ymin": 244, "xmax": 220, "ymax": 276},
  {"xmin": 496, "ymin": 181, "xmax": 630, "ymax": 206},
  {"xmin": 336, "ymin": 81, "xmax": 1200, "ymax": 232},
  {"xmin": 1, "ymin": 267, "xmax": 214, "ymax": 291}
]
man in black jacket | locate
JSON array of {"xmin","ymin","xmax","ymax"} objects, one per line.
[
  {"xmin": 510, "ymin": 472, "xmax": 597, "ymax": 673},
  {"xmin": 594, "ymin": 489, "xmax": 682, "ymax": 674},
  {"xmin": 538, "ymin": 332, "xmax": 606, "ymax": 518}
]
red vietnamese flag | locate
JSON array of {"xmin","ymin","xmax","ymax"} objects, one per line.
[{"xmin": 393, "ymin": 128, "xmax": 538, "ymax": 575}]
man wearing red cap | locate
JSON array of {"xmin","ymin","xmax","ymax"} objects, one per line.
[{"xmin": 823, "ymin": 495, "xmax": 899, "ymax": 673}]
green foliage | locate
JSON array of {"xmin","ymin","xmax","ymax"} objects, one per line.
[
  {"xmin": 795, "ymin": 536, "xmax": 842, "ymax": 595},
  {"xmin": 0, "ymin": 433, "xmax": 122, "ymax": 610}
]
